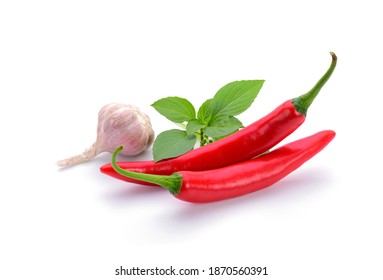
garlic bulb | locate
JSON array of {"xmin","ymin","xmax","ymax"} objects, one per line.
[{"xmin": 57, "ymin": 103, "xmax": 155, "ymax": 167}]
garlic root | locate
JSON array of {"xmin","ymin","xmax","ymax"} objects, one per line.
[{"xmin": 57, "ymin": 144, "xmax": 98, "ymax": 167}]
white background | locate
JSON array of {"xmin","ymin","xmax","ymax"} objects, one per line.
[{"xmin": 1, "ymin": 1, "xmax": 382, "ymax": 279}]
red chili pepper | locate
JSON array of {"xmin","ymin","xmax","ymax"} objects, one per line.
[
  {"xmin": 100, "ymin": 52, "xmax": 337, "ymax": 185},
  {"xmin": 110, "ymin": 130, "xmax": 335, "ymax": 203}
]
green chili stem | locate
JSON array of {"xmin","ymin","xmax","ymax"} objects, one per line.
[
  {"xmin": 111, "ymin": 146, "xmax": 183, "ymax": 195},
  {"xmin": 292, "ymin": 52, "xmax": 337, "ymax": 116}
]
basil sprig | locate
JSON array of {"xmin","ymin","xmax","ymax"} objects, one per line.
[{"xmin": 151, "ymin": 80, "xmax": 264, "ymax": 162}]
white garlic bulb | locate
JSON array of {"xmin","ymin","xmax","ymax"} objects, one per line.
[{"xmin": 57, "ymin": 103, "xmax": 155, "ymax": 167}]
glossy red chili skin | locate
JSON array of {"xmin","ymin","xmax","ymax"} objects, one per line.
[
  {"xmin": 100, "ymin": 100, "xmax": 305, "ymax": 185},
  {"xmin": 174, "ymin": 130, "xmax": 335, "ymax": 203}
]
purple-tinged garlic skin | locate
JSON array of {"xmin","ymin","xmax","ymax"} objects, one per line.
[
  {"xmin": 98, "ymin": 104, "xmax": 154, "ymax": 156},
  {"xmin": 57, "ymin": 103, "xmax": 155, "ymax": 167}
]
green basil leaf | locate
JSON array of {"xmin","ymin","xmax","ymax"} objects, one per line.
[
  {"xmin": 197, "ymin": 98, "xmax": 214, "ymax": 123},
  {"xmin": 151, "ymin": 97, "xmax": 196, "ymax": 123},
  {"xmin": 152, "ymin": 129, "xmax": 196, "ymax": 162},
  {"xmin": 186, "ymin": 118, "xmax": 205, "ymax": 135},
  {"xmin": 204, "ymin": 115, "xmax": 243, "ymax": 138},
  {"xmin": 211, "ymin": 80, "xmax": 264, "ymax": 117}
]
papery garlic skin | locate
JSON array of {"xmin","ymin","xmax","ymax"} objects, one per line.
[
  {"xmin": 99, "ymin": 104, "xmax": 155, "ymax": 156},
  {"xmin": 57, "ymin": 103, "xmax": 155, "ymax": 167}
]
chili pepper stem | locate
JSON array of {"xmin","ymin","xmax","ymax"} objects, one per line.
[
  {"xmin": 292, "ymin": 52, "xmax": 337, "ymax": 116},
  {"xmin": 111, "ymin": 146, "xmax": 183, "ymax": 194}
]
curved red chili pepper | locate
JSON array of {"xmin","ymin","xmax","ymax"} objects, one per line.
[
  {"xmin": 100, "ymin": 53, "xmax": 337, "ymax": 185},
  {"xmin": 110, "ymin": 130, "xmax": 335, "ymax": 203}
]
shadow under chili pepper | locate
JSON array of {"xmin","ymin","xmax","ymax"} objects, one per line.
[
  {"xmin": 102, "ymin": 183, "xmax": 166, "ymax": 206},
  {"xmin": 157, "ymin": 167, "xmax": 333, "ymax": 236}
]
